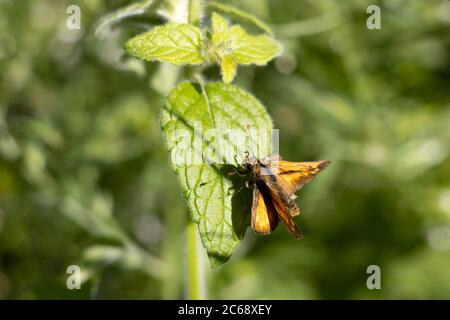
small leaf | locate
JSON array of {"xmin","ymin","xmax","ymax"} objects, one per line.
[
  {"xmin": 220, "ymin": 56, "xmax": 237, "ymax": 84},
  {"xmin": 125, "ymin": 23, "xmax": 204, "ymax": 65},
  {"xmin": 161, "ymin": 81, "xmax": 273, "ymax": 266},
  {"xmin": 212, "ymin": 11, "xmax": 229, "ymax": 36},
  {"xmin": 211, "ymin": 13, "xmax": 282, "ymax": 82}
]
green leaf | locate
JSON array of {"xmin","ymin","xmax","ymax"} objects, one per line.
[
  {"xmin": 94, "ymin": 0, "xmax": 155, "ymax": 37},
  {"xmin": 220, "ymin": 56, "xmax": 237, "ymax": 84},
  {"xmin": 160, "ymin": 81, "xmax": 273, "ymax": 266},
  {"xmin": 211, "ymin": 13, "xmax": 282, "ymax": 83},
  {"xmin": 125, "ymin": 23, "xmax": 204, "ymax": 65},
  {"xmin": 208, "ymin": 1, "xmax": 274, "ymax": 35}
]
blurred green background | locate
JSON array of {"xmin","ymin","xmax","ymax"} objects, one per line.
[{"xmin": 1, "ymin": 0, "xmax": 450, "ymax": 299}]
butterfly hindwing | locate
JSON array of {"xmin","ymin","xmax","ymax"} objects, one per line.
[
  {"xmin": 251, "ymin": 184, "xmax": 279, "ymax": 235},
  {"xmin": 258, "ymin": 173, "xmax": 302, "ymax": 238}
]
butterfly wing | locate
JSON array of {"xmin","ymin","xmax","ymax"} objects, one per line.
[
  {"xmin": 268, "ymin": 159, "xmax": 330, "ymax": 194},
  {"xmin": 251, "ymin": 184, "xmax": 279, "ymax": 235},
  {"xmin": 250, "ymin": 155, "xmax": 329, "ymax": 239},
  {"xmin": 258, "ymin": 174, "xmax": 302, "ymax": 239},
  {"xmin": 259, "ymin": 166, "xmax": 301, "ymax": 217},
  {"xmin": 267, "ymin": 186, "xmax": 303, "ymax": 239}
]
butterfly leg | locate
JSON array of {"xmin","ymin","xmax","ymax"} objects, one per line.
[
  {"xmin": 226, "ymin": 184, "xmax": 245, "ymax": 196},
  {"xmin": 227, "ymin": 167, "xmax": 247, "ymax": 177},
  {"xmin": 234, "ymin": 154, "xmax": 240, "ymax": 166}
]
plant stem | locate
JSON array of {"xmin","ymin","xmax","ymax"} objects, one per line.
[
  {"xmin": 184, "ymin": 0, "xmax": 207, "ymax": 301},
  {"xmin": 186, "ymin": 219, "xmax": 206, "ymax": 299},
  {"xmin": 188, "ymin": 0, "xmax": 203, "ymax": 27}
]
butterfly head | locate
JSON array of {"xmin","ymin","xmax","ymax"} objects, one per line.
[{"xmin": 242, "ymin": 151, "xmax": 260, "ymax": 172}]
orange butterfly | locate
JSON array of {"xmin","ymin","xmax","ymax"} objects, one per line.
[{"xmin": 239, "ymin": 153, "xmax": 330, "ymax": 239}]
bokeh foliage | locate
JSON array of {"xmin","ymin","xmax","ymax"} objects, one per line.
[{"xmin": 0, "ymin": 0, "xmax": 449, "ymax": 299}]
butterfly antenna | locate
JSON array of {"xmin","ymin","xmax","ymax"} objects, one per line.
[{"xmin": 245, "ymin": 124, "xmax": 257, "ymax": 158}]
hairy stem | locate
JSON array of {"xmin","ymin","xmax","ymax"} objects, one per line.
[{"xmin": 188, "ymin": 0, "xmax": 203, "ymax": 27}]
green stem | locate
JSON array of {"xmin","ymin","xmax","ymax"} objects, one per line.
[
  {"xmin": 185, "ymin": 0, "xmax": 206, "ymax": 301},
  {"xmin": 186, "ymin": 219, "xmax": 206, "ymax": 299},
  {"xmin": 188, "ymin": 0, "xmax": 203, "ymax": 27}
]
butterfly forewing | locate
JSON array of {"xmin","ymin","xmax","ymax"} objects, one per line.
[
  {"xmin": 265, "ymin": 185, "xmax": 303, "ymax": 239},
  {"xmin": 268, "ymin": 159, "xmax": 330, "ymax": 194}
]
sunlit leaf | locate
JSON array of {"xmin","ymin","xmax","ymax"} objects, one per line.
[
  {"xmin": 211, "ymin": 13, "xmax": 282, "ymax": 83},
  {"xmin": 160, "ymin": 81, "xmax": 273, "ymax": 266},
  {"xmin": 125, "ymin": 23, "xmax": 204, "ymax": 65}
]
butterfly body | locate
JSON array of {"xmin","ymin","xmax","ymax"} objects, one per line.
[{"xmin": 240, "ymin": 154, "xmax": 330, "ymax": 239}]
